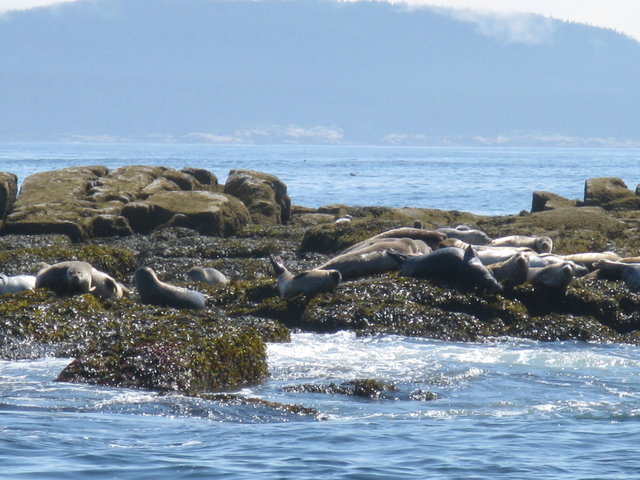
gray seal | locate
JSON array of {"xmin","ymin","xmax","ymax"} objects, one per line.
[
  {"xmin": 187, "ymin": 267, "xmax": 229, "ymax": 285},
  {"xmin": 36, "ymin": 261, "xmax": 95, "ymax": 295},
  {"xmin": 270, "ymin": 255, "xmax": 341, "ymax": 298},
  {"xmin": 388, "ymin": 245, "xmax": 502, "ymax": 292},
  {"xmin": 135, "ymin": 267, "xmax": 206, "ymax": 309},
  {"xmin": 0, "ymin": 274, "xmax": 36, "ymax": 295}
]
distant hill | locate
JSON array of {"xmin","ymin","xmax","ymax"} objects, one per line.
[{"xmin": 1, "ymin": 0, "xmax": 639, "ymax": 145}]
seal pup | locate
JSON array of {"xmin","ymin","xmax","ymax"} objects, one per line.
[
  {"xmin": 318, "ymin": 239, "xmax": 429, "ymax": 280},
  {"xmin": 269, "ymin": 255, "xmax": 341, "ymax": 298},
  {"xmin": 0, "ymin": 274, "xmax": 36, "ymax": 295},
  {"xmin": 527, "ymin": 262, "xmax": 574, "ymax": 291},
  {"xmin": 135, "ymin": 267, "xmax": 206, "ymax": 309},
  {"xmin": 487, "ymin": 252, "xmax": 530, "ymax": 288},
  {"xmin": 590, "ymin": 259, "xmax": 640, "ymax": 292},
  {"xmin": 36, "ymin": 261, "xmax": 95, "ymax": 295},
  {"xmin": 388, "ymin": 245, "xmax": 502, "ymax": 292},
  {"xmin": 436, "ymin": 225, "xmax": 491, "ymax": 245},
  {"xmin": 187, "ymin": 267, "xmax": 229, "ymax": 285},
  {"xmin": 489, "ymin": 235, "xmax": 553, "ymax": 254}
]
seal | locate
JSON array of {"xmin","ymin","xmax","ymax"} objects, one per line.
[
  {"xmin": 0, "ymin": 274, "xmax": 36, "ymax": 295},
  {"xmin": 368, "ymin": 227, "xmax": 446, "ymax": 250},
  {"xmin": 269, "ymin": 255, "xmax": 341, "ymax": 298},
  {"xmin": 187, "ymin": 267, "xmax": 229, "ymax": 285},
  {"xmin": 90, "ymin": 268, "xmax": 130, "ymax": 299},
  {"xmin": 135, "ymin": 267, "xmax": 206, "ymax": 309},
  {"xmin": 320, "ymin": 238, "xmax": 431, "ymax": 280},
  {"xmin": 489, "ymin": 235, "xmax": 553, "ymax": 254},
  {"xmin": 436, "ymin": 225, "xmax": 491, "ymax": 245},
  {"xmin": 560, "ymin": 252, "xmax": 621, "ymax": 271},
  {"xmin": 487, "ymin": 252, "xmax": 530, "ymax": 288},
  {"xmin": 387, "ymin": 245, "xmax": 502, "ymax": 292},
  {"xmin": 527, "ymin": 262, "xmax": 574, "ymax": 291},
  {"xmin": 591, "ymin": 259, "xmax": 640, "ymax": 292},
  {"xmin": 36, "ymin": 261, "xmax": 95, "ymax": 295}
]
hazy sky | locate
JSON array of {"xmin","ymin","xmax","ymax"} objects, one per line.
[{"xmin": 1, "ymin": 0, "xmax": 638, "ymax": 41}]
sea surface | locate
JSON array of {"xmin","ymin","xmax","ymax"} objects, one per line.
[{"xmin": 1, "ymin": 143, "xmax": 640, "ymax": 479}]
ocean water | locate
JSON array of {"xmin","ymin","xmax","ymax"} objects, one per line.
[{"xmin": 1, "ymin": 143, "xmax": 640, "ymax": 479}]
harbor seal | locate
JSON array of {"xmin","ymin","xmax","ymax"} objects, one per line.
[
  {"xmin": 489, "ymin": 235, "xmax": 553, "ymax": 254},
  {"xmin": 527, "ymin": 262, "xmax": 574, "ymax": 291},
  {"xmin": 36, "ymin": 261, "xmax": 95, "ymax": 295},
  {"xmin": 368, "ymin": 227, "xmax": 446, "ymax": 250},
  {"xmin": 0, "ymin": 274, "xmax": 36, "ymax": 295},
  {"xmin": 270, "ymin": 255, "xmax": 341, "ymax": 298},
  {"xmin": 559, "ymin": 252, "xmax": 621, "ymax": 271},
  {"xmin": 319, "ymin": 238, "xmax": 430, "ymax": 280},
  {"xmin": 436, "ymin": 225, "xmax": 491, "ymax": 245},
  {"xmin": 487, "ymin": 252, "xmax": 530, "ymax": 288},
  {"xmin": 187, "ymin": 267, "xmax": 229, "ymax": 285},
  {"xmin": 36, "ymin": 261, "xmax": 128, "ymax": 299},
  {"xmin": 135, "ymin": 267, "xmax": 206, "ymax": 309},
  {"xmin": 388, "ymin": 245, "xmax": 502, "ymax": 292},
  {"xmin": 591, "ymin": 259, "xmax": 640, "ymax": 292}
]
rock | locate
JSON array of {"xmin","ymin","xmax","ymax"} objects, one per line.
[
  {"xmin": 121, "ymin": 190, "xmax": 251, "ymax": 236},
  {"xmin": 0, "ymin": 172, "xmax": 18, "ymax": 230},
  {"xmin": 583, "ymin": 177, "xmax": 635, "ymax": 208},
  {"xmin": 4, "ymin": 166, "xmax": 229, "ymax": 240},
  {"xmin": 531, "ymin": 190, "xmax": 579, "ymax": 212},
  {"xmin": 224, "ymin": 169, "xmax": 291, "ymax": 225}
]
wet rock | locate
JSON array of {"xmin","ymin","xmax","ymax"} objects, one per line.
[
  {"xmin": 224, "ymin": 169, "xmax": 291, "ymax": 225},
  {"xmin": 283, "ymin": 378, "xmax": 399, "ymax": 399}
]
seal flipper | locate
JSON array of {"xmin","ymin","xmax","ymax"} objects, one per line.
[
  {"xmin": 269, "ymin": 254, "xmax": 287, "ymax": 276},
  {"xmin": 385, "ymin": 249, "xmax": 408, "ymax": 266}
]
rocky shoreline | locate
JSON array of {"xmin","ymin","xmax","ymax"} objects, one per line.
[{"xmin": 1, "ymin": 167, "xmax": 640, "ymax": 402}]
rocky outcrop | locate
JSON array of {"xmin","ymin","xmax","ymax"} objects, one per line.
[
  {"xmin": 3, "ymin": 166, "xmax": 243, "ymax": 240},
  {"xmin": 531, "ymin": 191, "xmax": 579, "ymax": 212},
  {"xmin": 0, "ymin": 172, "xmax": 18, "ymax": 229},
  {"xmin": 583, "ymin": 177, "xmax": 639, "ymax": 210},
  {"xmin": 121, "ymin": 191, "xmax": 251, "ymax": 236},
  {"xmin": 224, "ymin": 169, "xmax": 291, "ymax": 225}
]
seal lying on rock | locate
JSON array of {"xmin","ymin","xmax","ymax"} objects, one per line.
[
  {"xmin": 387, "ymin": 245, "xmax": 502, "ymax": 292},
  {"xmin": 36, "ymin": 261, "xmax": 128, "ymax": 299},
  {"xmin": 590, "ymin": 259, "xmax": 640, "ymax": 292},
  {"xmin": 0, "ymin": 274, "xmax": 36, "ymax": 295},
  {"xmin": 487, "ymin": 252, "xmax": 530, "ymax": 288},
  {"xmin": 320, "ymin": 238, "xmax": 431, "ymax": 280},
  {"xmin": 187, "ymin": 266, "xmax": 229, "ymax": 285},
  {"xmin": 527, "ymin": 262, "xmax": 575, "ymax": 291},
  {"xmin": 489, "ymin": 235, "xmax": 553, "ymax": 254},
  {"xmin": 36, "ymin": 261, "xmax": 96, "ymax": 295},
  {"xmin": 135, "ymin": 267, "xmax": 206, "ymax": 309},
  {"xmin": 436, "ymin": 225, "xmax": 491, "ymax": 245},
  {"xmin": 368, "ymin": 227, "xmax": 446, "ymax": 250},
  {"xmin": 270, "ymin": 255, "xmax": 341, "ymax": 298}
]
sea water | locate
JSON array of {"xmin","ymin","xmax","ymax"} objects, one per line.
[{"xmin": 1, "ymin": 143, "xmax": 640, "ymax": 479}]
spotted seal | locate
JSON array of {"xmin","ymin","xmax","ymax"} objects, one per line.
[
  {"xmin": 135, "ymin": 267, "xmax": 206, "ymax": 309},
  {"xmin": 187, "ymin": 267, "xmax": 229, "ymax": 285},
  {"xmin": 270, "ymin": 255, "xmax": 341, "ymax": 298}
]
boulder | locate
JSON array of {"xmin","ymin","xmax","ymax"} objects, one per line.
[
  {"xmin": 583, "ymin": 177, "xmax": 635, "ymax": 208},
  {"xmin": 224, "ymin": 169, "xmax": 291, "ymax": 224},
  {"xmin": 531, "ymin": 191, "xmax": 579, "ymax": 212},
  {"xmin": 121, "ymin": 190, "xmax": 251, "ymax": 236},
  {"xmin": 0, "ymin": 172, "xmax": 18, "ymax": 229}
]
